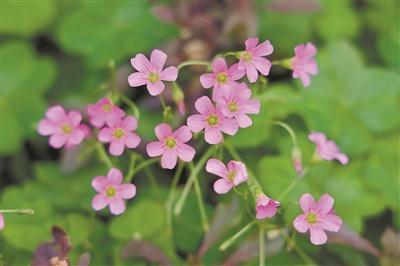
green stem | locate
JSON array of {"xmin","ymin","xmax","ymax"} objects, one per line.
[
  {"xmin": 174, "ymin": 147, "xmax": 214, "ymax": 215},
  {"xmin": 219, "ymin": 221, "xmax": 256, "ymax": 251},
  {"xmin": 259, "ymin": 227, "xmax": 265, "ymax": 266},
  {"xmin": 119, "ymin": 94, "xmax": 140, "ymax": 119},
  {"xmin": 286, "ymin": 235, "xmax": 317, "ymax": 266},
  {"xmin": 270, "ymin": 121, "xmax": 298, "ymax": 147},
  {"xmin": 96, "ymin": 143, "xmax": 113, "ymax": 168},
  {"xmin": 131, "ymin": 158, "xmax": 159, "ymax": 176},
  {"xmin": 159, "ymin": 95, "xmax": 167, "ymax": 110},
  {"xmin": 166, "ymin": 162, "xmax": 185, "ymax": 230},
  {"xmin": 144, "ymin": 167, "xmax": 161, "ymax": 197},
  {"xmin": 177, "ymin": 60, "xmax": 210, "ymax": 70},
  {"xmin": 188, "ymin": 162, "xmax": 209, "ymax": 232},
  {"xmin": 126, "ymin": 153, "xmax": 138, "ymax": 182},
  {"xmin": 277, "ymin": 178, "xmax": 301, "ymax": 202},
  {"xmin": 0, "ymin": 209, "xmax": 34, "ymax": 215}
]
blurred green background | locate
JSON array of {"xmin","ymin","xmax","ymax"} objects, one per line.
[{"xmin": 0, "ymin": 0, "xmax": 398, "ymax": 265}]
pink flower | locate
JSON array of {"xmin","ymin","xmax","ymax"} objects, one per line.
[
  {"xmin": 87, "ymin": 98, "xmax": 125, "ymax": 128},
  {"xmin": 91, "ymin": 168, "xmax": 136, "ymax": 215},
  {"xmin": 309, "ymin": 132, "xmax": 349, "ymax": 165},
  {"xmin": 146, "ymin": 123, "xmax": 196, "ymax": 169},
  {"xmin": 293, "ymin": 193, "xmax": 343, "ymax": 245},
  {"xmin": 38, "ymin": 106, "xmax": 86, "ymax": 149},
  {"xmin": 205, "ymin": 158, "xmax": 248, "ymax": 194},
  {"xmin": 200, "ymin": 58, "xmax": 245, "ymax": 100},
  {"xmin": 256, "ymin": 193, "xmax": 280, "ymax": 219},
  {"xmin": 217, "ymin": 82, "xmax": 260, "ymax": 128},
  {"xmin": 238, "ymin": 37, "xmax": 273, "ymax": 83},
  {"xmin": 187, "ymin": 96, "xmax": 239, "ymax": 144},
  {"xmin": 98, "ymin": 116, "xmax": 141, "ymax": 156},
  {"xmin": 128, "ymin": 49, "xmax": 178, "ymax": 96},
  {"xmin": 291, "ymin": 43, "xmax": 318, "ymax": 87},
  {"xmin": 0, "ymin": 214, "xmax": 4, "ymax": 230}
]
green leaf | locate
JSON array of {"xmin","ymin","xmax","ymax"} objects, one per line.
[
  {"xmin": 0, "ymin": 1, "xmax": 55, "ymax": 37},
  {"xmin": 0, "ymin": 41, "xmax": 56, "ymax": 154},
  {"xmin": 110, "ymin": 199, "xmax": 165, "ymax": 240},
  {"xmin": 55, "ymin": 2, "xmax": 179, "ymax": 68}
]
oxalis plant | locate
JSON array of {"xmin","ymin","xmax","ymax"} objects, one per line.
[{"xmin": 2, "ymin": 38, "xmax": 350, "ymax": 265}]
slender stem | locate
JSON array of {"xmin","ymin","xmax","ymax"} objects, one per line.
[
  {"xmin": 188, "ymin": 162, "xmax": 209, "ymax": 232},
  {"xmin": 166, "ymin": 163, "xmax": 185, "ymax": 230},
  {"xmin": 270, "ymin": 121, "xmax": 298, "ymax": 147},
  {"xmin": 286, "ymin": 235, "xmax": 317, "ymax": 266},
  {"xmin": 219, "ymin": 221, "xmax": 256, "ymax": 251},
  {"xmin": 277, "ymin": 178, "xmax": 301, "ymax": 202},
  {"xmin": 96, "ymin": 143, "xmax": 113, "ymax": 168},
  {"xmin": 144, "ymin": 167, "xmax": 161, "ymax": 197},
  {"xmin": 131, "ymin": 158, "xmax": 159, "ymax": 176},
  {"xmin": 0, "ymin": 209, "xmax": 34, "ymax": 215},
  {"xmin": 174, "ymin": 147, "xmax": 214, "ymax": 215},
  {"xmin": 177, "ymin": 60, "xmax": 210, "ymax": 70},
  {"xmin": 119, "ymin": 94, "xmax": 140, "ymax": 119},
  {"xmin": 126, "ymin": 153, "xmax": 138, "ymax": 182},
  {"xmin": 259, "ymin": 227, "xmax": 265, "ymax": 266},
  {"xmin": 159, "ymin": 95, "xmax": 167, "ymax": 110}
]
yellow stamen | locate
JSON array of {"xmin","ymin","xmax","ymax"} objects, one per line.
[
  {"xmin": 207, "ymin": 115, "xmax": 219, "ymax": 126},
  {"xmin": 216, "ymin": 72, "xmax": 228, "ymax": 84},
  {"xmin": 113, "ymin": 128, "xmax": 125, "ymax": 139},
  {"xmin": 165, "ymin": 136, "xmax": 177, "ymax": 149},
  {"xmin": 307, "ymin": 213, "xmax": 317, "ymax": 224},
  {"xmin": 148, "ymin": 73, "xmax": 160, "ymax": 83},
  {"xmin": 106, "ymin": 186, "xmax": 116, "ymax": 197},
  {"xmin": 61, "ymin": 124, "xmax": 72, "ymax": 134}
]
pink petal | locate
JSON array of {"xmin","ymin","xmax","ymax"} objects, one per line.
[
  {"xmin": 91, "ymin": 176, "xmax": 107, "ymax": 192},
  {"xmin": 161, "ymin": 66, "xmax": 178, "ymax": 81},
  {"xmin": 253, "ymin": 57, "xmax": 272, "ymax": 76},
  {"xmin": 211, "ymin": 58, "xmax": 228, "ymax": 73},
  {"xmin": 229, "ymin": 161, "xmax": 248, "ymax": 185},
  {"xmin": 173, "ymin": 125, "xmax": 192, "ymax": 142},
  {"xmin": 200, "ymin": 73, "xmax": 216, "ymax": 89},
  {"xmin": 256, "ymin": 204, "xmax": 278, "ymax": 219},
  {"xmin": 128, "ymin": 72, "xmax": 148, "ymax": 87},
  {"xmin": 308, "ymin": 132, "xmax": 326, "ymax": 145},
  {"xmin": 90, "ymin": 115, "xmax": 106, "ymax": 128},
  {"xmin": 68, "ymin": 111, "xmax": 82, "ymax": 127},
  {"xmin": 245, "ymin": 64, "xmax": 259, "ymax": 83},
  {"xmin": 46, "ymin": 105, "xmax": 67, "ymax": 122},
  {"xmin": 195, "ymin": 96, "xmax": 214, "ymax": 114},
  {"xmin": 98, "ymin": 128, "xmax": 113, "ymax": 142},
  {"xmin": 299, "ymin": 73, "xmax": 311, "ymax": 87},
  {"xmin": 310, "ymin": 228, "xmax": 328, "ymax": 245},
  {"xmin": 92, "ymin": 194, "xmax": 109, "ymax": 211},
  {"xmin": 161, "ymin": 149, "xmax": 178, "ymax": 169},
  {"xmin": 38, "ymin": 119, "xmax": 56, "ymax": 136},
  {"xmin": 49, "ymin": 133, "xmax": 68, "ymax": 148},
  {"xmin": 304, "ymin": 60, "xmax": 318, "ymax": 75},
  {"xmin": 131, "ymin": 53, "xmax": 151, "ymax": 74},
  {"xmin": 242, "ymin": 99, "xmax": 261, "ymax": 114},
  {"xmin": 228, "ymin": 63, "xmax": 245, "ymax": 81},
  {"xmin": 68, "ymin": 130, "xmax": 84, "ymax": 145},
  {"xmin": 124, "ymin": 133, "xmax": 141, "ymax": 148},
  {"xmin": 245, "ymin": 37, "xmax": 259, "ymax": 50},
  {"xmin": 204, "ymin": 128, "xmax": 223, "ymax": 144},
  {"xmin": 336, "ymin": 153, "xmax": 349, "ymax": 165},
  {"xmin": 107, "ymin": 115, "xmax": 122, "ymax": 128},
  {"xmin": 109, "ymin": 199, "xmax": 126, "ymax": 215},
  {"xmin": 293, "ymin": 214, "xmax": 309, "ymax": 233},
  {"xmin": 0, "ymin": 214, "xmax": 4, "ymax": 230},
  {"xmin": 213, "ymin": 178, "xmax": 233, "ymax": 194},
  {"xmin": 122, "ymin": 116, "xmax": 138, "ymax": 131},
  {"xmin": 118, "ymin": 183, "xmax": 136, "ymax": 199},
  {"xmin": 220, "ymin": 118, "xmax": 239, "ymax": 135},
  {"xmin": 254, "ymin": 40, "xmax": 274, "ymax": 57},
  {"xmin": 320, "ymin": 214, "xmax": 343, "ymax": 232},
  {"xmin": 316, "ymin": 194, "xmax": 334, "ymax": 214},
  {"xmin": 109, "ymin": 140, "xmax": 125, "ymax": 156},
  {"xmin": 150, "ymin": 49, "xmax": 167, "ymax": 71},
  {"xmin": 155, "ymin": 123, "xmax": 172, "ymax": 141},
  {"xmin": 300, "ymin": 193, "xmax": 315, "ymax": 213},
  {"xmin": 147, "ymin": 81, "xmax": 165, "ymax": 96},
  {"xmin": 235, "ymin": 114, "xmax": 252, "ymax": 128},
  {"xmin": 303, "ymin": 43, "xmax": 317, "ymax": 58},
  {"xmin": 206, "ymin": 158, "xmax": 228, "ymax": 178},
  {"xmin": 146, "ymin": 141, "xmax": 164, "ymax": 157},
  {"xmin": 211, "ymin": 85, "xmax": 224, "ymax": 101},
  {"xmin": 187, "ymin": 114, "xmax": 205, "ymax": 132},
  {"xmin": 108, "ymin": 168, "xmax": 123, "ymax": 184},
  {"xmin": 177, "ymin": 143, "xmax": 195, "ymax": 162}
]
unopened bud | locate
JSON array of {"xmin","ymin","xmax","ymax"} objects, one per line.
[
  {"xmin": 291, "ymin": 146, "xmax": 303, "ymax": 176},
  {"xmin": 172, "ymin": 82, "xmax": 186, "ymax": 115}
]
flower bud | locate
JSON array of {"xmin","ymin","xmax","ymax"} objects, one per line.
[
  {"xmin": 291, "ymin": 146, "xmax": 303, "ymax": 176},
  {"xmin": 172, "ymin": 82, "xmax": 185, "ymax": 115}
]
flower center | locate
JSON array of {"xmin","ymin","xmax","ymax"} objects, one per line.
[
  {"xmin": 102, "ymin": 103, "xmax": 112, "ymax": 112},
  {"xmin": 228, "ymin": 101, "xmax": 238, "ymax": 112},
  {"xmin": 307, "ymin": 213, "xmax": 318, "ymax": 224},
  {"xmin": 241, "ymin": 51, "xmax": 253, "ymax": 62},
  {"xmin": 148, "ymin": 72, "xmax": 160, "ymax": 83},
  {"xmin": 207, "ymin": 114, "xmax": 219, "ymax": 126},
  {"xmin": 227, "ymin": 170, "xmax": 236, "ymax": 181},
  {"xmin": 165, "ymin": 136, "xmax": 177, "ymax": 149},
  {"xmin": 113, "ymin": 128, "xmax": 125, "ymax": 139},
  {"xmin": 61, "ymin": 123, "xmax": 72, "ymax": 134},
  {"xmin": 106, "ymin": 186, "xmax": 116, "ymax": 197},
  {"xmin": 216, "ymin": 72, "xmax": 228, "ymax": 84}
]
